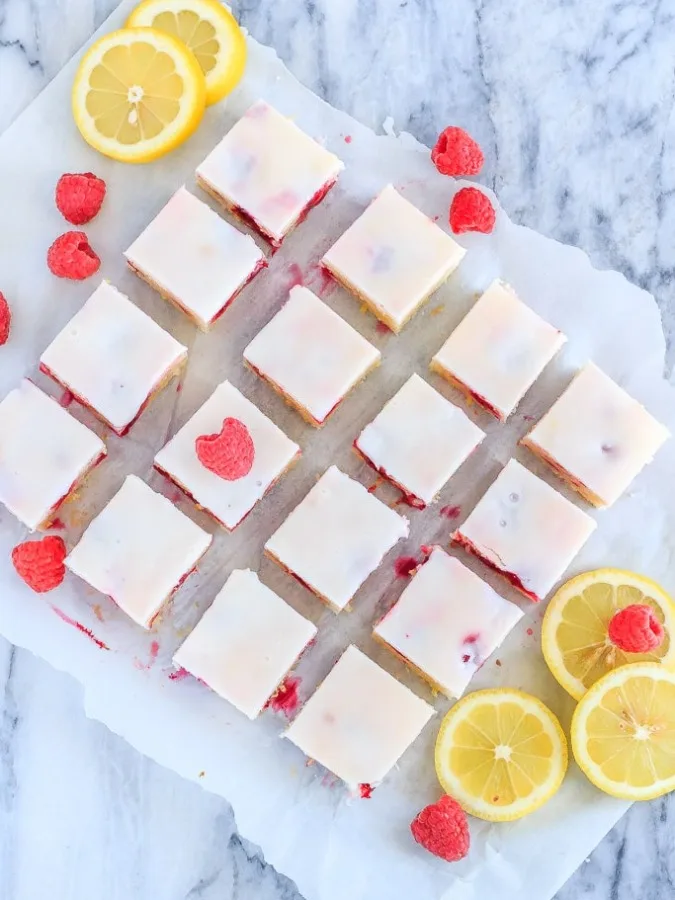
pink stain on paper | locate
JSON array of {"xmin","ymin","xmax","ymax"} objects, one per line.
[
  {"xmin": 134, "ymin": 640, "xmax": 160, "ymax": 670},
  {"xmin": 51, "ymin": 605, "xmax": 109, "ymax": 650},
  {"xmin": 265, "ymin": 676, "xmax": 301, "ymax": 718}
]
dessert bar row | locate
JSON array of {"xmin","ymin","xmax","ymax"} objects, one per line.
[{"xmin": 10, "ymin": 273, "xmax": 669, "ymax": 531}]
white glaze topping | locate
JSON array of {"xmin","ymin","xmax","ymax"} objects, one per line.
[
  {"xmin": 322, "ymin": 184, "xmax": 465, "ymax": 329},
  {"xmin": 66, "ymin": 475, "xmax": 212, "ymax": 628},
  {"xmin": 0, "ymin": 380, "xmax": 106, "ymax": 530},
  {"xmin": 40, "ymin": 281, "xmax": 187, "ymax": 434},
  {"xmin": 244, "ymin": 286, "xmax": 380, "ymax": 425},
  {"xmin": 284, "ymin": 645, "xmax": 434, "ymax": 788},
  {"xmin": 265, "ymin": 466, "xmax": 409, "ymax": 611},
  {"xmin": 356, "ymin": 373, "xmax": 485, "ymax": 505},
  {"xmin": 197, "ymin": 100, "xmax": 343, "ymax": 243},
  {"xmin": 524, "ymin": 363, "xmax": 670, "ymax": 506},
  {"xmin": 454, "ymin": 459, "xmax": 596, "ymax": 602},
  {"xmin": 432, "ymin": 280, "xmax": 566, "ymax": 419},
  {"xmin": 155, "ymin": 380, "xmax": 300, "ymax": 530},
  {"xmin": 375, "ymin": 547, "xmax": 523, "ymax": 698},
  {"xmin": 173, "ymin": 569, "xmax": 317, "ymax": 720},
  {"xmin": 125, "ymin": 187, "xmax": 265, "ymax": 329}
]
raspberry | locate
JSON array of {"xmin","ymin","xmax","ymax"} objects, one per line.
[
  {"xmin": 0, "ymin": 292, "xmax": 11, "ymax": 345},
  {"xmin": 608, "ymin": 604, "xmax": 664, "ymax": 653},
  {"xmin": 55, "ymin": 172, "xmax": 106, "ymax": 225},
  {"xmin": 449, "ymin": 187, "xmax": 496, "ymax": 234},
  {"xmin": 12, "ymin": 535, "xmax": 67, "ymax": 594},
  {"xmin": 410, "ymin": 795, "xmax": 470, "ymax": 863},
  {"xmin": 47, "ymin": 232, "xmax": 101, "ymax": 280},
  {"xmin": 432, "ymin": 127, "xmax": 484, "ymax": 177},
  {"xmin": 195, "ymin": 417, "xmax": 255, "ymax": 480}
]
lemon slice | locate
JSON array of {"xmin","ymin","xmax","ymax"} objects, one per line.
[
  {"xmin": 572, "ymin": 662, "xmax": 675, "ymax": 800},
  {"xmin": 72, "ymin": 28, "xmax": 206, "ymax": 163},
  {"xmin": 127, "ymin": 0, "xmax": 247, "ymax": 105},
  {"xmin": 542, "ymin": 569, "xmax": 675, "ymax": 701},
  {"xmin": 435, "ymin": 688, "xmax": 568, "ymax": 821}
]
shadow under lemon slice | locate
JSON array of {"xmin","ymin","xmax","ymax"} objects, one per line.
[{"xmin": 542, "ymin": 569, "xmax": 675, "ymax": 701}]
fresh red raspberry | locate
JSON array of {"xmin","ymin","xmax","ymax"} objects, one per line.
[
  {"xmin": 55, "ymin": 172, "xmax": 107, "ymax": 225},
  {"xmin": 195, "ymin": 417, "xmax": 255, "ymax": 480},
  {"xmin": 0, "ymin": 292, "xmax": 11, "ymax": 345},
  {"xmin": 12, "ymin": 535, "xmax": 67, "ymax": 594},
  {"xmin": 47, "ymin": 231, "xmax": 101, "ymax": 280},
  {"xmin": 449, "ymin": 187, "xmax": 496, "ymax": 234},
  {"xmin": 410, "ymin": 795, "xmax": 470, "ymax": 863},
  {"xmin": 432, "ymin": 127, "xmax": 484, "ymax": 177},
  {"xmin": 608, "ymin": 604, "xmax": 664, "ymax": 653}
]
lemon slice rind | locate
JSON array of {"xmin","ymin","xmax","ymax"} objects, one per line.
[
  {"xmin": 542, "ymin": 568, "xmax": 675, "ymax": 701},
  {"xmin": 571, "ymin": 662, "xmax": 675, "ymax": 801},
  {"xmin": 72, "ymin": 27, "xmax": 206, "ymax": 163},
  {"xmin": 435, "ymin": 688, "xmax": 568, "ymax": 822},
  {"xmin": 127, "ymin": 0, "xmax": 247, "ymax": 105}
]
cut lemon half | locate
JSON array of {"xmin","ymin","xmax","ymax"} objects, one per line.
[
  {"xmin": 543, "ymin": 569, "xmax": 675, "ymax": 701},
  {"xmin": 72, "ymin": 28, "xmax": 207, "ymax": 163},
  {"xmin": 572, "ymin": 663, "xmax": 675, "ymax": 800},
  {"xmin": 127, "ymin": 0, "xmax": 247, "ymax": 105},
  {"xmin": 435, "ymin": 688, "xmax": 568, "ymax": 821}
]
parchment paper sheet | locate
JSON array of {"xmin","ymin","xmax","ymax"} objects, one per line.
[{"xmin": 1, "ymin": 4, "xmax": 673, "ymax": 899}]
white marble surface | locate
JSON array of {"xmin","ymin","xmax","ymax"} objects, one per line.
[{"xmin": 1, "ymin": 1, "xmax": 674, "ymax": 898}]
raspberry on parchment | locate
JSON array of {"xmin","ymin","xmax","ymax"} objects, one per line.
[
  {"xmin": 55, "ymin": 172, "xmax": 106, "ymax": 225},
  {"xmin": 12, "ymin": 535, "xmax": 67, "ymax": 593},
  {"xmin": 449, "ymin": 187, "xmax": 496, "ymax": 235},
  {"xmin": 0, "ymin": 292, "xmax": 11, "ymax": 345},
  {"xmin": 410, "ymin": 795, "xmax": 470, "ymax": 862},
  {"xmin": 47, "ymin": 231, "xmax": 101, "ymax": 280}
]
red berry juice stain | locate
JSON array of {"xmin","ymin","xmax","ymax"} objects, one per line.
[
  {"xmin": 59, "ymin": 389, "xmax": 74, "ymax": 408},
  {"xmin": 168, "ymin": 667, "xmax": 191, "ymax": 682},
  {"xmin": 266, "ymin": 676, "xmax": 301, "ymax": 717},
  {"xmin": 394, "ymin": 556, "xmax": 419, "ymax": 578},
  {"xmin": 176, "ymin": 382, "xmax": 183, "ymax": 394},
  {"xmin": 440, "ymin": 505, "xmax": 461, "ymax": 520},
  {"xmin": 49, "ymin": 517, "xmax": 66, "ymax": 531},
  {"xmin": 462, "ymin": 633, "xmax": 479, "ymax": 664},
  {"xmin": 344, "ymin": 135, "xmax": 353, "ymax": 144},
  {"xmin": 375, "ymin": 321, "xmax": 391, "ymax": 335},
  {"xmin": 134, "ymin": 640, "xmax": 160, "ymax": 670},
  {"xmin": 286, "ymin": 262, "xmax": 305, "ymax": 289},
  {"xmin": 51, "ymin": 606, "xmax": 109, "ymax": 650},
  {"xmin": 367, "ymin": 475, "xmax": 385, "ymax": 495},
  {"xmin": 315, "ymin": 265, "xmax": 336, "ymax": 296},
  {"xmin": 526, "ymin": 628, "xmax": 534, "ymax": 637},
  {"xmin": 359, "ymin": 783, "xmax": 374, "ymax": 799},
  {"xmin": 523, "ymin": 415, "xmax": 536, "ymax": 422}
]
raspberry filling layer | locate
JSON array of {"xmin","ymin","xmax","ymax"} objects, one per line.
[
  {"xmin": 524, "ymin": 442, "xmax": 602, "ymax": 505},
  {"xmin": 453, "ymin": 532, "xmax": 540, "ymax": 602},
  {"xmin": 40, "ymin": 362, "xmax": 182, "ymax": 436},
  {"xmin": 211, "ymin": 176, "xmax": 339, "ymax": 249},
  {"xmin": 245, "ymin": 359, "xmax": 343, "ymax": 427},
  {"xmin": 353, "ymin": 441, "xmax": 426, "ymax": 509},
  {"xmin": 42, "ymin": 449, "xmax": 106, "ymax": 527},
  {"xmin": 208, "ymin": 256, "xmax": 268, "ymax": 325}
]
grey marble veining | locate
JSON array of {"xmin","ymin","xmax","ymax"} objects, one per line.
[{"xmin": 1, "ymin": 1, "xmax": 675, "ymax": 898}]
